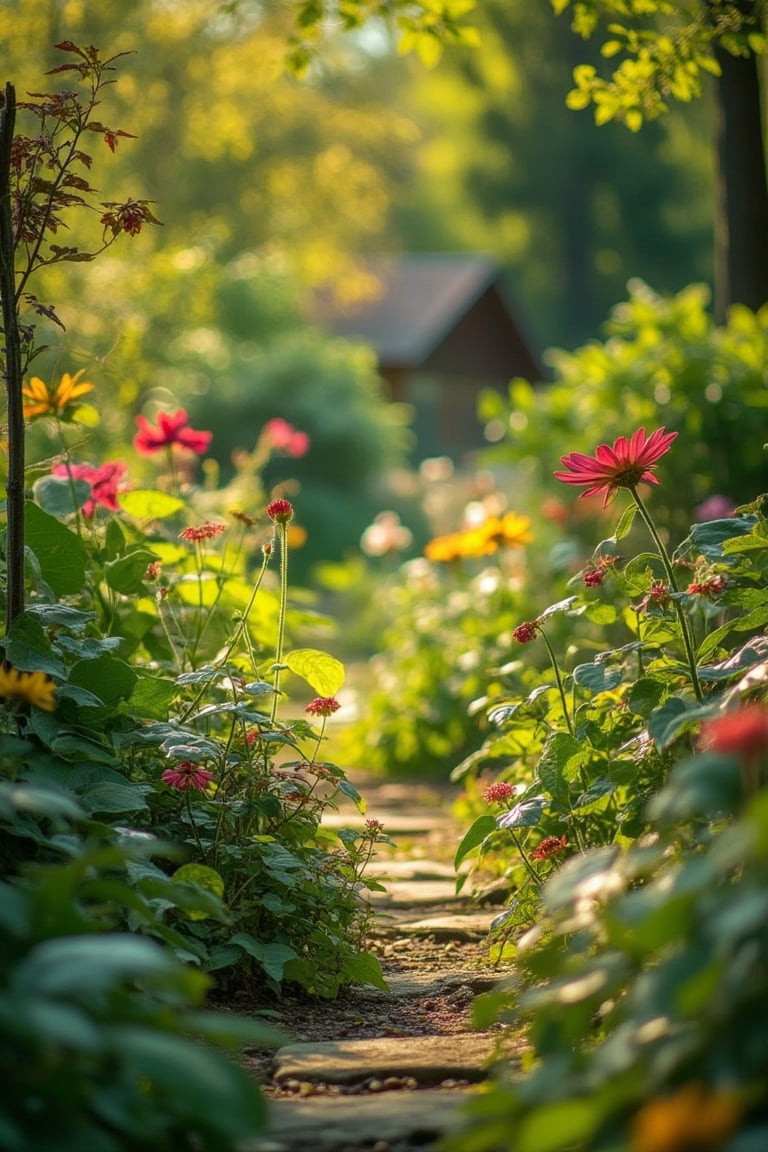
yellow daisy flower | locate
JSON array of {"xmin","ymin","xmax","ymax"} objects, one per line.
[
  {"xmin": 0, "ymin": 665, "xmax": 58, "ymax": 711},
  {"xmin": 632, "ymin": 1083, "xmax": 741, "ymax": 1152},
  {"xmin": 22, "ymin": 370, "xmax": 94, "ymax": 420}
]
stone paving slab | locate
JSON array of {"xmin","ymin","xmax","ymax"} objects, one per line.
[
  {"xmin": 321, "ymin": 811, "xmax": 450, "ymax": 836},
  {"xmin": 375, "ymin": 911, "xmax": 498, "ymax": 941},
  {"xmin": 365, "ymin": 879, "xmax": 462, "ymax": 906},
  {"xmin": 273, "ymin": 1033, "xmax": 496, "ymax": 1085},
  {"xmin": 250, "ymin": 1088, "xmax": 479, "ymax": 1151},
  {"xmin": 352, "ymin": 967, "xmax": 500, "ymax": 999},
  {"xmin": 364, "ymin": 858, "xmax": 460, "ymax": 880}
]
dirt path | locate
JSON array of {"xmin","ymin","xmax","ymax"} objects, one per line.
[{"xmin": 238, "ymin": 775, "xmax": 517, "ymax": 1152}]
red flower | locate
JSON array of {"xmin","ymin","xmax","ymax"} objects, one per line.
[
  {"xmin": 483, "ymin": 781, "xmax": 521, "ymax": 804},
  {"xmin": 179, "ymin": 522, "xmax": 227, "ymax": 542},
  {"xmin": 264, "ymin": 418, "xmax": 310, "ymax": 458},
  {"xmin": 133, "ymin": 409, "xmax": 212, "ymax": 456},
  {"xmin": 687, "ymin": 575, "xmax": 727, "ymax": 598},
  {"xmin": 700, "ymin": 706, "xmax": 768, "ymax": 759},
  {"xmin": 531, "ymin": 835, "xmax": 568, "ymax": 862},
  {"xmin": 555, "ymin": 427, "xmax": 678, "ymax": 506},
  {"xmin": 637, "ymin": 579, "xmax": 670, "ymax": 613},
  {"xmin": 305, "ymin": 696, "xmax": 341, "ymax": 717},
  {"xmin": 513, "ymin": 620, "xmax": 540, "ymax": 644},
  {"xmin": 266, "ymin": 498, "xmax": 294, "ymax": 524},
  {"xmin": 161, "ymin": 762, "xmax": 214, "ymax": 792},
  {"xmin": 52, "ymin": 460, "xmax": 127, "ymax": 517}
]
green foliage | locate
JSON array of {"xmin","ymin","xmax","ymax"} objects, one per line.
[
  {"xmin": 0, "ymin": 783, "xmax": 275, "ymax": 1152},
  {"xmin": 553, "ymin": 0, "xmax": 768, "ymax": 129},
  {"xmin": 481, "ymin": 282, "xmax": 768, "ymax": 535}
]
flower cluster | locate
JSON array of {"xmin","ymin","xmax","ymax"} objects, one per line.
[
  {"xmin": 687, "ymin": 574, "xmax": 727, "ymax": 598},
  {"xmin": 530, "ymin": 835, "xmax": 568, "ymax": 862},
  {"xmin": 483, "ymin": 781, "xmax": 521, "ymax": 805},
  {"xmin": 513, "ymin": 620, "xmax": 540, "ymax": 644},
  {"xmin": 637, "ymin": 580, "xmax": 670, "ymax": 613},
  {"xmin": 0, "ymin": 665, "xmax": 57, "ymax": 712},
  {"xmin": 306, "ymin": 696, "xmax": 341, "ymax": 717},
  {"xmin": 583, "ymin": 553, "xmax": 620, "ymax": 587},
  {"xmin": 179, "ymin": 522, "xmax": 227, "ymax": 543},
  {"xmin": 425, "ymin": 512, "xmax": 532, "ymax": 563},
  {"xmin": 133, "ymin": 409, "xmax": 211, "ymax": 456},
  {"xmin": 100, "ymin": 197, "xmax": 161, "ymax": 238}
]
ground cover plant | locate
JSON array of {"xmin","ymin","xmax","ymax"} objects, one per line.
[
  {"xmin": 1, "ymin": 41, "xmax": 389, "ymax": 1148},
  {"xmin": 442, "ymin": 421, "xmax": 768, "ymax": 1150}
]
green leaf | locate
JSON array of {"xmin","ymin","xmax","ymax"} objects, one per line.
[
  {"xmin": 125, "ymin": 674, "xmax": 177, "ymax": 720},
  {"xmin": 33, "ymin": 474, "xmax": 91, "ymax": 516},
  {"xmin": 24, "ymin": 501, "xmax": 87, "ymax": 595},
  {"xmin": 573, "ymin": 661, "xmax": 623, "ymax": 694},
  {"xmin": 173, "ymin": 864, "xmax": 225, "ymax": 921},
  {"xmin": 454, "ymin": 813, "xmax": 497, "ymax": 869},
  {"xmin": 687, "ymin": 516, "xmax": 756, "ymax": 559},
  {"xmin": 343, "ymin": 950, "xmax": 388, "ymax": 991},
  {"xmin": 119, "ymin": 488, "xmax": 186, "ymax": 520},
  {"xmin": 228, "ymin": 932, "xmax": 298, "ymax": 982},
  {"xmin": 104, "ymin": 548, "xmax": 160, "ymax": 594},
  {"xmin": 518, "ymin": 1097, "xmax": 604, "ymax": 1152},
  {"xmin": 537, "ymin": 733, "xmax": 586, "ymax": 804},
  {"xmin": 498, "ymin": 794, "xmax": 547, "ymax": 830},
  {"xmin": 80, "ymin": 781, "xmax": 148, "ymax": 815},
  {"xmin": 67, "ymin": 655, "xmax": 137, "ymax": 708},
  {"xmin": 13, "ymin": 934, "xmax": 177, "ymax": 996},
  {"xmin": 648, "ymin": 696, "xmax": 718, "ymax": 751},
  {"xmin": 612, "ymin": 501, "xmax": 638, "ymax": 542},
  {"xmin": 284, "ymin": 648, "xmax": 345, "ymax": 695}
]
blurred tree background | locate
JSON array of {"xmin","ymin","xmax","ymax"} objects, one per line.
[{"xmin": 1, "ymin": 0, "xmax": 736, "ymax": 572}]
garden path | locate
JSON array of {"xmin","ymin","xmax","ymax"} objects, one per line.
[{"xmin": 244, "ymin": 775, "xmax": 519, "ymax": 1152}]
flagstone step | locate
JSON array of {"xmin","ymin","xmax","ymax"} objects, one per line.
[
  {"xmin": 273, "ymin": 1033, "xmax": 496, "ymax": 1086},
  {"xmin": 375, "ymin": 911, "xmax": 498, "ymax": 941},
  {"xmin": 364, "ymin": 858, "xmax": 460, "ymax": 880},
  {"xmin": 365, "ymin": 879, "xmax": 462, "ymax": 905},
  {"xmin": 321, "ymin": 811, "xmax": 452, "ymax": 836},
  {"xmin": 250, "ymin": 1088, "xmax": 479, "ymax": 1152},
  {"xmin": 351, "ymin": 967, "xmax": 500, "ymax": 1000}
]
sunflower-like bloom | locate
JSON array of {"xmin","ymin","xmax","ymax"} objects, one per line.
[
  {"xmin": 425, "ymin": 512, "xmax": 532, "ymax": 562},
  {"xmin": 0, "ymin": 665, "xmax": 57, "ymax": 711},
  {"xmin": 555, "ymin": 427, "xmax": 678, "ymax": 506},
  {"xmin": 631, "ymin": 1083, "xmax": 740, "ymax": 1152},
  {"xmin": 22, "ymin": 370, "xmax": 94, "ymax": 420}
]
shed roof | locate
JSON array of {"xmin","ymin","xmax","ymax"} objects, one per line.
[{"xmin": 326, "ymin": 253, "xmax": 511, "ymax": 367}]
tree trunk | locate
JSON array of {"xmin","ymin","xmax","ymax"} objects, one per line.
[{"xmin": 711, "ymin": 3, "xmax": 768, "ymax": 320}]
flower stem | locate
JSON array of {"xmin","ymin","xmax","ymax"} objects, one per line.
[
  {"xmin": 539, "ymin": 626, "xmax": 575, "ymax": 738},
  {"xmin": 270, "ymin": 523, "xmax": 289, "ymax": 725},
  {"xmin": 509, "ymin": 828, "xmax": 540, "ymax": 885},
  {"xmin": 630, "ymin": 488, "xmax": 703, "ymax": 701}
]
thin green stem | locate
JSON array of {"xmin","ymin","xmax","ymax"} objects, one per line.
[
  {"xmin": 509, "ymin": 828, "xmax": 540, "ymax": 886},
  {"xmin": 630, "ymin": 488, "xmax": 703, "ymax": 702},
  {"xmin": 270, "ymin": 524, "xmax": 289, "ymax": 725},
  {"xmin": 539, "ymin": 626, "xmax": 575, "ymax": 738}
]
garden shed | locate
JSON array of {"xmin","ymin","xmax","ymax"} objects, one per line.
[{"xmin": 324, "ymin": 253, "xmax": 543, "ymax": 460}]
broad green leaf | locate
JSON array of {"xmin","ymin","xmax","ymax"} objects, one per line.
[
  {"xmin": 33, "ymin": 474, "xmax": 91, "ymax": 516},
  {"xmin": 498, "ymin": 794, "xmax": 547, "ymax": 831},
  {"xmin": 119, "ymin": 488, "xmax": 185, "ymax": 520},
  {"xmin": 229, "ymin": 932, "xmax": 298, "ymax": 982},
  {"xmin": 80, "ymin": 781, "xmax": 148, "ymax": 814},
  {"xmin": 518, "ymin": 1097, "xmax": 604, "ymax": 1152},
  {"xmin": 125, "ymin": 674, "xmax": 177, "ymax": 720},
  {"xmin": 537, "ymin": 733, "xmax": 586, "ymax": 804},
  {"xmin": 13, "ymin": 934, "xmax": 177, "ymax": 996},
  {"xmin": 573, "ymin": 661, "xmax": 623, "ymax": 694},
  {"xmin": 687, "ymin": 516, "xmax": 756, "ymax": 559},
  {"xmin": 173, "ymin": 863, "xmax": 225, "ymax": 921},
  {"xmin": 285, "ymin": 648, "xmax": 345, "ymax": 695},
  {"xmin": 24, "ymin": 501, "xmax": 87, "ymax": 595},
  {"xmin": 105, "ymin": 548, "xmax": 161, "ymax": 594},
  {"xmin": 454, "ymin": 813, "xmax": 497, "ymax": 869},
  {"xmin": 343, "ymin": 950, "xmax": 388, "ymax": 991},
  {"xmin": 68, "ymin": 655, "xmax": 137, "ymax": 708}
]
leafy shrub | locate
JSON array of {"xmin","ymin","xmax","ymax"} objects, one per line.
[
  {"xmin": 480, "ymin": 281, "xmax": 768, "ymax": 537},
  {"xmin": 0, "ymin": 781, "xmax": 275, "ymax": 1152}
]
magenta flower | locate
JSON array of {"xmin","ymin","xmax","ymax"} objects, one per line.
[
  {"xmin": 161, "ymin": 762, "xmax": 214, "ymax": 791},
  {"xmin": 513, "ymin": 621, "xmax": 540, "ymax": 644},
  {"xmin": 179, "ymin": 522, "xmax": 227, "ymax": 542},
  {"xmin": 555, "ymin": 427, "xmax": 678, "ymax": 506},
  {"xmin": 264, "ymin": 418, "xmax": 310, "ymax": 458},
  {"xmin": 133, "ymin": 409, "xmax": 212, "ymax": 456},
  {"xmin": 694, "ymin": 494, "xmax": 736, "ymax": 522},
  {"xmin": 52, "ymin": 460, "xmax": 127, "ymax": 517}
]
